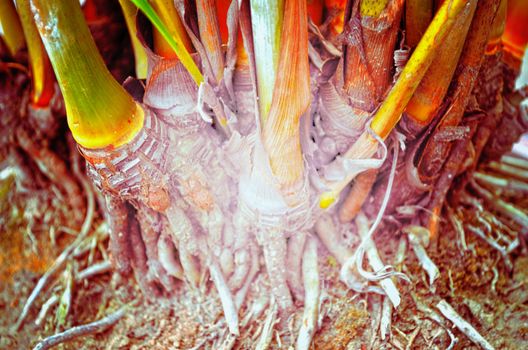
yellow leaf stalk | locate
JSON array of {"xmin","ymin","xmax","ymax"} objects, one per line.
[
  {"xmin": 0, "ymin": 0, "xmax": 25, "ymax": 57},
  {"xmin": 31, "ymin": 0, "xmax": 144, "ymax": 149},
  {"xmin": 370, "ymin": 0, "xmax": 471, "ymax": 139},
  {"xmin": 197, "ymin": 0, "xmax": 225, "ymax": 82},
  {"xmin": 16, "ymin": 0, "xmax": 55, "ymax": 107},
  {"xmin": 149, "ymin": 0, "xmax": 193, "ymax": 58},
  {"xmin": 262, "ymin": 0, "xmax": 310, "ymax": 204},
  {"xmin": 132, "ymin": 0, "xmax": 202, "ymax": 84},
  {"xmin": 119, "ymin": 0, "xmax": 148, "ymax": 79},
  {"xmin": 320, "ymin": 0, "xmax": 472, "ymax": 208},
  {"xmin": 251, "ymin": 0, "xmax": 284, "ymax": 124},
  {"xmin": 405, "ymin": 0, "xmax": 477, "ymax": 126},
  {"xmin": 405, "ymin": 0, "xmax": 433, "ymax": 49}
]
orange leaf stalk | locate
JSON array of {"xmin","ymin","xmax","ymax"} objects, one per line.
[
  {"xmin": 32, "ymin": 0, "xmax": 144, "ymax": 149},
  {"xmin": 216, "ymin": 0, "xmax": 231, "ymax": 44},
  {"xmin": 308, "ymin": 0, "xmax": 324, "ymax": 25},
  {"xmin": 320, "ymin": 0, "xmax": 473, "ymax": 208},
  {"xmin": 418, "ymin": 0, "xmax": 503, "ymax": 182},
  {"xmin": 0, "ymin": 0, "xmax": 25, "ymax": 57},
  {"xmin": 405, "ymin": 0, "xmax": 477, "ymax": 127},
  {"xmin": 325, "ymin": 0, "xmax": 346, "ymax": 37},
  {"xmin": 405, "ymin": 0, "xmax": 433, "ymax": 49},
  {"xmin": 262, "ymin": 0, "xmax": 311, "ymax": 205},
  {"xmin": 197, "ymin": 0, "xmax": 225, "ymax": 82},
  {"xmin": 343, "ymin": 0, "xmax": 404, "ymax": 112},
  {"xmin": 486, "ymin": 0, "xmax": 507, "ymax": 55},
  {"xmin": 17, "ymin": 0, "xmax": 55, "ymax": 107},
  {"xmin": 336, "ymin": 0, "xmax": 403, "ymax": 219},
  {"xmin": 502, "ymin": 0, "xmax": 528, "ymax": 60}
]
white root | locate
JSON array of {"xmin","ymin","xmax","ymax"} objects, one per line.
[
  {"xmin": 75, "ymin": 261, "xmax": 112, "ymax": 281},
  {"xmin": 32, "ymin": 308, "xmax": 126, "ymax": 350},
  {"xmin": 403, "ymin": 226, "xmax": 440, "ymax": 289},
  {"xmin": 208, "ymin": 260, "xmax": 240, "ymax": 336},
  {"xmin": 436, "ymin": 299, "xmax": 495, "ymax": 350},
  {"xmin": 157, "ymin": 233, "xmax": 184, "ymax": 280},
  {"xmin": 314, "ymin": 213, "xmax": 352, "ymax": 265},
  {"xmin": 35, "ymin": 295, "xmax": 59, "ymax": 327},
  {"xmin": 446, "ymin": 206, "xmax": 468, "ymax": 253},
  {"xmin": 287, "ymin": 232, "xmax": 307, "ymax": 302},
  {"xmin": 255, "ymin": 299, "xmax": 278, "ymax": 350},
  {"xmin": 14, "ymin": 179, "xmax": 95, "ymax": 331},
  {"xmin": 380, "ymin": 296, "xmax": 392, "ymax": 341},
  {"xmin": 296, "ymin": 236, "xmax": 320, "ymax": 350},
  {"xmin": 357, "ymin": 213, "xmax": 401, "ymax": 307},
  {"xmin": 241, "ymin": 296, "xmax": 269, "ymax": 328},
  {"xmin": 466, "ymin": 224, "xmax": 513, "ymax": 270}
]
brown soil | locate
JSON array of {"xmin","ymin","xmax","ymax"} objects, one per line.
[{"xmin": 1, "ymin": 189, "xmax": 527, "ymax": 349}]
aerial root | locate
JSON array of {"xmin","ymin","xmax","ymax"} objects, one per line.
[
  {"xmin": 157, "ymin": 230, "xmax": 185, "ymax": 280},
  {"xmin": 104, "ymin": 196, "xmax": 133, "ymax": 275},
  {"xmin": 32, "ymin": 308, "xmax": 126, "ymax": 350},
  {"xmin": 436, "ymin": 299, "xmax": 495, "ymax": 350},
  {"xmin": 235, "ymin": 243, "xmax": 260, "ymax": 309},
  {"xmin": 208, "ymin": 260, "xmax": 240, "ymax": 335},
  {"xmin": 136, "ymin": 206, "xmax": 178, "ymax": 293},
  {"xmin": 296, "ymin": 236, "xmax": 320, "ymax": 350},
  {"xmin": 402, "ymin": 226, "xmax": 440, "ymax": 290},
  {"xmin": 287, "ymin": 232, "xmax": 307, "ymax": 303},
  {"xmin": 127, "ymin": 213, "xmax": 160, "ymax": 297},
  {"xmin": 259, "ymin": 229, "xmax": 294, "ymax": 316},
  {"xmin": 228, "ymin": 248, "xmax": 251, "ymax": 291},
  {"xmin": 178, "ymin": 246, "xmax": 202, "ymax": 287},
  {"xmin": 338, "ymin": 168, "xmax": 379, "ymax": 223},
  {"xmin": 314, "ymin": 213, "xmax": 352, "ymax": 265}
]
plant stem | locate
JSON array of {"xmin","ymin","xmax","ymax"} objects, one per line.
[
  {"xmin": 405, "ymin": 0, "xmax": 433, "ymax": 49},
  {"xmin": 251, "ymin": 0, "xmax": 284, "ymax": 124},
  {"xmin": 262, "ymin": 0, "xmax": 310, "ymax": 203},
  {"xmin": 31, "ymin": 0, "xmax": 144, "ymax": 149},
  {"xmin": 343, "ymin": 0, "xmax": 403, "ymax": 111},
  {"xmin": 132, "ymin": 0, "xmax": 203, "ymax": 84},
  {"xmin": 118, "ymin": 0, "xmax": 148, "ymax": 79},
  {"xmin": 197, "ymin": 0, "xmax": 225, "ymax": 82},
  {"xmin": 0, "ymin": 0, "xmax": 25, "ymax": 57},
  {"xmin": 419, "ymin": 0, "xmax": 502, "ymax": 179},
  {"xmin": 370, "ymin": 0, "xmax": 471, "ymax": 139},
  {"xmin": 16, "ymin": 0, "xmax": 55, "ymax": 107},
  {"xmin": 405, "ymin": 0, "xmax": 477, "ymax": 125}
]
